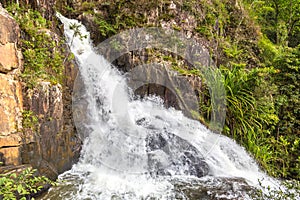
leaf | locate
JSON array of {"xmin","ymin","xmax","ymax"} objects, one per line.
[{"xmin": 17, "ymin": 184, "xmax": 23, "ymax": 194}]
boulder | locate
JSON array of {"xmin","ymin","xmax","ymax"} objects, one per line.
[{"xmin": 146, "ymin": 131, "xmax": 209, "ymax": 178}]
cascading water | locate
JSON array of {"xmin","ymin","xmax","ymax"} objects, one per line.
[{"xmin": 41, "ymin": 14, "xmax": 280, "ymax": 199}]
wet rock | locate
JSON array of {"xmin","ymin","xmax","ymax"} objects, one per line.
[
  {"xmin": 173, "ymin": 176, "xmax": 253, "ymax": 200},
  {"xmin": 127, "ymin": 63, "xmax": 200, "ymax": 119},
  {"xmin": 146, "ymin": 131, "xmax": 209, "ymax": 178}
]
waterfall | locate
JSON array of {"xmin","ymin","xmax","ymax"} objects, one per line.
[{"xmin": 46, "ymin": 13, "xmax": 280, "ymax": 199}]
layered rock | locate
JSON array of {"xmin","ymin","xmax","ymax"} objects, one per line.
[
  {"xmin": 0, "ymin": 76, "xmax": 23, "ymax": 165},
  {"xmin": 22, "ymin": 81, "xmax": 81, "ymax": 179},
  {"xmin": 0, "ymin": 3, "xmax": 22, "ymax": 73},
  {"xmin": 0, "ymin": 4, "xmax": 23, "ymax": 167},
  {"xmin": 0, "ymin": 3, "xmax": 81, "ymax": 179}
]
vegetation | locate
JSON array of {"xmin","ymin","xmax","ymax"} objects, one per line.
[
  {"xmin": 55, "ymin": 0, "xmax": 299, "ymax": 181},
  {"xmin": 251, "ymin": 179, "xmax": 300, "ymax": 199},
  {"xmin": 0, "ymin": 0, "xmax": 299, "ymax": 198},
  {"xmin": 244, "ymin": 0, "xmax": 299, "ymax": 179},
  {"xmin": 177, "ymin": 0, "xmax": 299, "ymax": 181},
  {"xmin": 22, "ymin": 110, "xmax": 39, "ymax": 133},
  {"xmin": 6, "ymin": 3, "xmax": 68, "ymax": 88},
  {"xmin": 0, "ymin": 166, "xmax": 56, "ymax": 200}
]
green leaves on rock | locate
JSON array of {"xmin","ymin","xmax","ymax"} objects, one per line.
[{"xmin": 0, "ymin": 167, "xmax": 56, "ymax": 200}]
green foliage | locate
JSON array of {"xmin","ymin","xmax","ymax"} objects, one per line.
[
  {"xmin": 0, "ymin": 168, "xmax": 56, "ymax": 200},
  {"xmin": 248, "ymin": 0, "xmax": 300, "ymax": 47},
  {"xmin": 22, "ymin": 110, "xmax": 38, "ymax": 130},
  {"xmin": 223, "ymin": 43, "xmax": 243, "ymax": 59},
  {"xmin": 178, "ymin": 63, "xmax": 288, "ymax": 178},
  {"xmin": 218, "ymin": 63, "xmax": 296, "ymax": 179},
  {"xmin": 6, "ymin": 3, "xmax": 66, "ymax": 87},
  {"xmin": 242, "ymin": 0, "xmax": 299, "ymax": 180},
  {"xmin": 222, "ymin": 66, "xmax": 261, "ymax": 139},
  {"xmin": 270, "ymin": 46, "xmax": 300, "ymax": 178},
  {"xmin": 250, "ymin": 179, "xmax": 300, "ymax": 199},
  {"xmin": 94, "ymin": 18, "xmax": 117, "ymax": 37},
  {"xmin": 81, "ymin": 1, "xmax": 96, "ymax": 12},
  {"xmin": 258, "ymin": 36, "xmax": 280, "ymax": 65},
  {"xmin": 69, "ymin": 23, "xmax": 88, "ymax": 45}
]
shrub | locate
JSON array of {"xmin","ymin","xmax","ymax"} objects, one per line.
[{"xmin": 0, "ymin": 167, "xmax": 56, "ymax": 200}]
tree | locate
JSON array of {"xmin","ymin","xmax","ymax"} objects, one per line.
[{"xmin": 250, "ymin": 0, "xmax": 300, "ymax": 46}]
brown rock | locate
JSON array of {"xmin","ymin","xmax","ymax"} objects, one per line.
[
  {"xmin": 0, "ymin": 4, "xmax": 80, "ymax": 179},
  {"xmin": 0, "ymin": 43, "xmax": 20, "ymax": 72},
  {"xmin": 0, "ymin": 5, "xmax": 22, "ymax": 73},
  {"xmin": 0, "ymin": 133, "xmax": 21, "ymax": 148},
  {"xmin": 22, "ymin": 81, "xmax": 81, "ymax": 180},
  {"xmin": 0, "ymin": 6, "xmax": 19, "ymax": 44},
  {"xmin": 0, "ymin": 74, "xmax": 23, "ymax": 136},
  {"xmin": 0, "ymin": 164, "xmax": 32, "ymax": 174},
  {"xmin": 0, "ymin": 146, "xmax": 21, "ymax": 165}
]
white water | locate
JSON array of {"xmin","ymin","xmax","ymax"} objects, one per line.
[{"xmin": 52, "ymin": 14, "xmax": 280, "ymax": 199}]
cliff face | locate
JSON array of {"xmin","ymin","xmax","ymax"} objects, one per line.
[
  {"xmin": 22, "ymin": 79, "xmax": 81, "ymax": 179},
  {"xmin": 0, "ymin": 4, "xmax": 24, "ymax": 166},
  {"xmin": 57, "ymin": 0, "xmax": 260, "ymax": 124},
  {"xmin": 0, "ymin": 2, "xmax": 81, "ymax": 179},
  {"xmin": 68, "ymin": 1, "xmax": 210, "ymax": 120}
]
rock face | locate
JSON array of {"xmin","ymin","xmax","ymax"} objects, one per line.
[
  {"xmin": 0, "ymin": 74, "xmax": 23, "ymax": 136},
  {"xmin": 0, "ymin": 3, "xmax": 81, "ymax": 179},
  {"xmin": 0, "ymin": 5, "xmax": 23, "ymax": 167},
  {"xmin": 0, "ymin": 76, "xmax": 23, "ymax": 165},
  {"xmin": 126, "ymin": 63, "xmax": 202, "ymax": 119},
  {"xmin": 74, "ymin": 3, "xmax": 210, "ymax": 121},
  {"xmin": 22, "ymin": 81, "xmax": 81, "ymax": 179},
  {"xmin": 0, "ymin": 4, "xmax": 22, "ymax": 73}
]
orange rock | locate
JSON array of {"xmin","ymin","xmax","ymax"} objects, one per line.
[
  {"xmin": 0, "ymin": 146, "xmax": 21, "ymax": 165},
  {"xmin": 0, "ymin": 5, "xmax": 22, "ymax": 73},
  {"xmin": 0, "ymin": 134, "xmax": 21, "ymax": 148},
  {"xmin": 0, "ymin": 74, "xmax": 23, "ymax": 136},
  {"xmin": 0, "ymin": 43, "xmax": 19, "ymax": 72}
]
